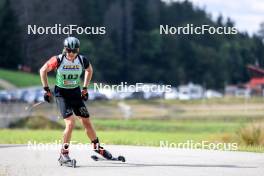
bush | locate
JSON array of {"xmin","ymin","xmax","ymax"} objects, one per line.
[
  {"xmin": 9, "ymin": 116, "xmax": 64, "ymax": 129},
  {"xmin": 238, "ymin": 122, "xmax": 264, "ymax": 146}
]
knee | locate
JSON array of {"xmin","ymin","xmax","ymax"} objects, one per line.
[
  {"xmin": 81, "ymin": 118, "xmax": 92, "ymax": 128},
  {"xmin": 66, "ymin": 120, "xmax": 75, "ymax": 131}
]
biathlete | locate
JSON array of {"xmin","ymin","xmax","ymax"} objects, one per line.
[{"xmin": 39, "ymin": 36, "xmax": 112, "ymax": 165}]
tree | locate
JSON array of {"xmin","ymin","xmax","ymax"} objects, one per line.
[
  {"xmin": 95, "ymin": 38, "xmax": 123, "ymax": 83},
  {"xmin": 1, "ymin": 0, "xmax": 264, "ymax": 89},
  {"xmin": 257, "ymin": 22, "xmax": 264, "ymax": 43},
  {"xmin": 0, "ymin": 0, "xmax": 22, "ymax": 69}
]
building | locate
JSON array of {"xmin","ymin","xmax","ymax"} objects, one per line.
[{"xmin": 246, "ymin": 65, "xmax": 264, "ymax": 96}]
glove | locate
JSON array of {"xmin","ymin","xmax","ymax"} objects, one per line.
[
  {"xmin": 43, "ymin": 87, "xmax": 52, "ymax": 103},
  {"xmin": 81, "ymin": 87, "xmax": 89, "ymax": 101}
]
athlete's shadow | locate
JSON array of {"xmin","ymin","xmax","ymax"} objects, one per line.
[{"xmin": 80, "ymin": 162, "xmax": 256, "ymax": 168}]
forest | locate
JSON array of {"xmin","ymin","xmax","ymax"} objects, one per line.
[{"xmin": 0, "ymin": 0, "xmax": 264, "ymax": 89}]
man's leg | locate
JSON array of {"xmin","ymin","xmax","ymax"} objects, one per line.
[
  {"xmin": 62, "ymin": 115, "xmax": 75, "ymax": 154},
  {"xmin": 79, "ymin": 117, "xmax": 96, "ymax": 141},
  {"xmin": 58, "ymin": 115, "xmax": 75, "ymax": 163},
  {"xmin": 79, "ymin": 117, "xmax": 112, "ymax": 159},
  {"xmin": 55, "ymin": 93, "xmax": 76, "ymax": 163}
]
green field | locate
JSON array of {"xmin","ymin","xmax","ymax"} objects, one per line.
[
  {"xmin": 0, "ymin": 68, "xmax": 56, "ymax": 87},
  {"xmin": 1, "ymin": 118, "xmax": 263, "ymax": 152},
  {"xmin": 0, "ymin": 68, "xmax": 95, "ymax": 88},
  {"xmin": 0, "ymin": 129, "xmax": 210, "ymax": 146}
]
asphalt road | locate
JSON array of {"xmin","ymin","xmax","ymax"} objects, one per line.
[{"xmin": 0, "ymin": 145, "xmax": 263, "ymax": 176}]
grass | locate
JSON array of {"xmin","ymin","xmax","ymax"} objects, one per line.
[
  {"xmin": 121, "ymin": 97, "xmax": 264, "ymax": 106},
  {"xmin": 0, "ymin": 129, "xmax": 209, "ymax": 146},
  {"xmin": 238, "ymin": 122, "xmax": 264, "ymax": 146},
  {"xmin": 0, "ymin": 68, "xmax": 56, "ymax": 87},
  {"xmin": 9, "ymin": 116, "xmax": 64, "ymax": 129},
  {"xmin": 1, "ymin": 118, "xmax": 263, "ymax": 152},
  {"xmin": 91, "ymin": 119, "xmax": 243, "ymax": 133},
  {"xmin": 0, "ymin": 129, "xmax": 262, "ymax": 152},
  {"xmin": 9, "ymin": 117, "xmax": 243, "ymax": 133},
  {"xmin": 0, "ymin": 68, "xmax": 95, "ymax": 88}
]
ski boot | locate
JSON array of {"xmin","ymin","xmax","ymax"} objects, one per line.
[
  {"xmin": 91, "ymin": 138, "xmax": 126, "ymax": 162},
  {"xmin": 92, "ymin": 138, "xmax": 113, "ymax": 160},
  {"xmin": 58, "ymin": 149, "xmax": 76, "ymax": 168}
]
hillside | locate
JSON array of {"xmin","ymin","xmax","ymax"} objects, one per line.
[{"xmin": 0, "ymin": 68, "xmax": 55, "ymax": 88}]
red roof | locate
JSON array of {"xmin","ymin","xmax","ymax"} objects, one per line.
[{"xmin": 246, "ymin": 78, "xmax": 264, "ymax": 88}]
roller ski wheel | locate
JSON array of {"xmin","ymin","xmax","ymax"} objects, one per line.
[
  {"xmin": 91, "ymin": 155, "xmax": 99, "ymax": 161},
  {"xmin": 117, "ymin": 155, "xmax": 126, "ymax": 162},
  {"xmin": 58, "ymin": 155, "xmax": 77, "ymax": 168},
  {"xmin": 71, "ymin": 159, "xmax": 77, "ymax": 168},
  {"xmin": 91, "ymin": 154, "xmax": 126, "ymax": 162}
]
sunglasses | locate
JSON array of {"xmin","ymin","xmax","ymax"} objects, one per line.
[{"xmin": 66, "ymin": 48, "xmax": 78, "ymax": 53}]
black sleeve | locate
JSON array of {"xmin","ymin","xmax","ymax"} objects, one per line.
[{"xmin": 82, "ymin": 56, "xmax": 90, "ymax": 69}]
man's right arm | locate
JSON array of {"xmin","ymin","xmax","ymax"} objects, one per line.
[{"xmin": 39, "ymin": 56, "xmax": 58, "ymax": 87}]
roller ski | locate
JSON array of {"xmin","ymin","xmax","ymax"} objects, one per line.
[
  {"xmin": 58, "ymin": 153, "xmax": 77, "ymax": 168},
  {"xmin": 91, "ymin": 154, "xmax": 126, "ymax": 162},
  {"xmin": 90, "ymin": 138, "xmax": 126, "ymax": 162}
]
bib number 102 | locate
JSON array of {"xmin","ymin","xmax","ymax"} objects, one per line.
[{"xmin": 62, "ymin": 74, "xmax": 78, "ymax": 79}]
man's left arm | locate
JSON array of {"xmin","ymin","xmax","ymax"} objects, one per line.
[
  {"xmin": 81, "ymin": 64, "xmax": 93, "ymax": 101},
  {"xmin": 83, "ymin": 63, "xmax": 93, "ymax": 88}
]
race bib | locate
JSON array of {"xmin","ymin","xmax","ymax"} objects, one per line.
[{"xmin": 63, "ymin": 80, "xmax": 77, "ymax": 85}]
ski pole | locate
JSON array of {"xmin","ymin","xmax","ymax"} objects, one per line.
[{"xmin": 25, "ymin": 101, "xmax": 45, "ymax": 112}]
